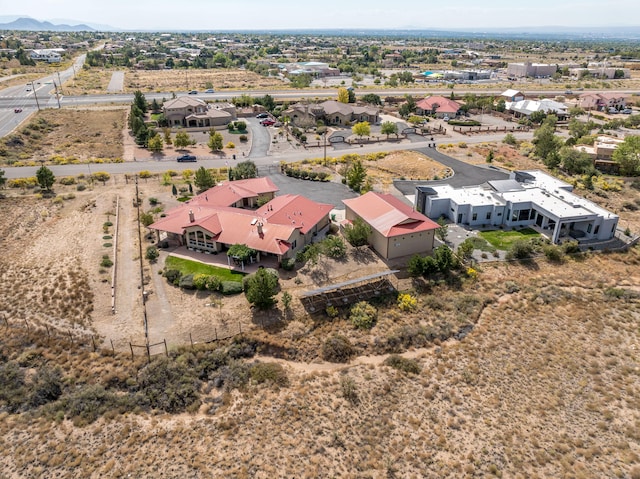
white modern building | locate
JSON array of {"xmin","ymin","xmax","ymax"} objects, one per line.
[
  {"xmin": 416, "ymin": 170, "xmax": 619, "ymax": 245},
  {"xmin": 29, "ymin": 49, "xmax": 64, "ymax": 63},
  {"xmin": 506, "ymin": 99, "xmax": 568, "ymax": 119}
]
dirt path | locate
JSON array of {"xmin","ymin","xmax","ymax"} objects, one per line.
[{"xmin": 145, "ymin": 257, "xmax": 176, "ymax": 346}]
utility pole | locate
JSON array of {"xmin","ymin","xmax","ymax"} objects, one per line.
[
  {"xmin": 31, "ymin": 82, "xmax": 40, "ymax": 111},
  {"xmin": 53, "ymin": 81, "xmax": 61, "ymax": 109},
  {"xmin": 57, "ymin": 71, "xmax": 63, "ymax": 95}
]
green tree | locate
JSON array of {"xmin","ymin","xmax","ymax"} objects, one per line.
[
  {"xmin": 36, "ymin": 165, "xmax": 55, "ymax": 191},
  {"xmin": 568, "ymin": 118, "xmax": 591, "ymax": 140},
  {"xmin": 360, "ymin": 93, "xmax": 382, "ymax": 105},
  {"xmin": 208, "ymin": 131, "xmax": 223, "ymax": 151},
  {"xmin": 172, "ymin": 184, "xmax": 178, "ymax": 196},
  {"xmin": 245, "ymin": 268, "xmax": 279, "ymax": 310},
  {"xmin": 230, "ymin": 160, "xmax": 257, "ymax": 180},
  {"xmin": 0, "ymin": 168, "xmax": 6, "ymax": 189},
  {"xmin": 381, "ymin": 121, "xmax": 398, "ymax": 138},
  {"xmin": 133, "ymin": 90, "xmax": 148, "ymax": 114},
  {"xmin": 337, "ymin": 87, "xmax": 350, "ymax": 104},
  {"xmin": 343, "ymin": 217, "xmax": 371, "ymax": 246},
  {"xmin": 408, "ymin": 115, "xmax": 423, "ymax": 126},
  {"xmin": 174, "ymin": 131, "xmax": 192, "ymax": 149},
  {"xmin": 436, "ymin": 217, "xmax": 448, "ymax": 242},
  {"xmin": 163, "ymin": 128, "xmax": 172, "ymax": 145},
  {"xmin": 433, "ymin": 245, "xmax": 457, "ymax": 274},
  {"xmin": 92, "ymin": 172, "xmax": 111, "ymax": 186},
  {"xmin": 227, "ymin": 244, "xmax": 256, "ymax": 264},
  {"xmin": 148, "ymin": 133, "xmax": 164, "ymax": 153},
  {"xmin": 145, "ymin": 246, "xmax": 159, "ymax": 263},
  {"xmin": 613, "ymin": 135, "xmax": 640, "ymax": 176},
  {"xmin": 344, "ymin": 159, "xmax": 367, "ymax": 192},
  {"xmin": 194, "ymin": 166, "xmax": 214, "ymax": 191},
  {"xmin": 533, "ymin": 118, "xmax": 563, "ymax": 165},
  {"xmin": 559, "ymin": 146, "xmax": 595, "ymax": 175},
  {"xmin": 352, "ymin": 121, "xmax": 371, "ymax": 142},
  {"xmin": 321, "ymin": 235, "xmax": 347, "ymax": 259},
  {"xmin": 140, "ymin": 212, "xmax": 154, "ymax": 227}
]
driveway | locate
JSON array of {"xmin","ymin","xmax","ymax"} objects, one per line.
[
  {"xmin": 393, "ymin": 146, "xmax": 509, "ymax": 195},
  {"xmin": 268, "ymin": 173, "xmax": 358, "ymax": 209},
  {"xmin": 247, "ymin": 117, "xmax": 271, "ymax": 158},
  {"xmin": 107, "ymin": 71, "xmax": 125, "ymax": 92}
]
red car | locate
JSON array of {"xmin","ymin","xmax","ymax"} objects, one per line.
[{"xmin": 260, "ymin": 119, "xmax": 275, "ymax": 126}]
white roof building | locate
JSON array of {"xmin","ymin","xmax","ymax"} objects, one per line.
[
  {"xmin": 506, "ymin": 99, "xmax": 568, "ymax": 118},
  {"xmin": 417, "ymin": 170, "xmax": 619, "ymax": 245}
]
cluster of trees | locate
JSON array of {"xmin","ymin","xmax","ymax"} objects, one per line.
[
  {"xmin": 408, "ymin": 245, "xmax": 459, "ymax": 277},
  {"xmin": 339, "ymin": 159, "xmax": 370, "ymax": 193},
  {"xmin": 129, "ymin": 91, "xmax": 151, "ymax": 146}
]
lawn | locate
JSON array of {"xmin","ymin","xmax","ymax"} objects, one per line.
[
  {"xmin": 479, "ymin": 228, "xmax": 540, "ymax": 250},
  {"xmin": 165, "ymin": 255, "xmax": 245, "ymax": 282}
]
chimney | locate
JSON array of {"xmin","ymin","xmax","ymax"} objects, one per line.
[
  {"xmin": 256, "ymin": 221, "xmax": 263, "ymax": 236},
  {"xmin": 189, "ymin": 210, "xmax": 195, "ymax": 223}
]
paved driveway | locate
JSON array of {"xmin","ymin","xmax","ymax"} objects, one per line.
[
  {"xmin": 394, "ymin": 146, "xmax": 509, "ymax": 195},
  {"xmin": 247, "ymin": 117, "xmax": 271, "ymax": 158},
  {"xmin": 107, "ymin": 71, "xmax": 125, "ymax": 92},
  {"xmin": 268, "ymin": 173, "xmax": 358, "ymax": 209}
]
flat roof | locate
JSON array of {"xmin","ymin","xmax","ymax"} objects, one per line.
[{"xmin": 430, "ymin": 184, "xmax": 505, "ymax": 207}]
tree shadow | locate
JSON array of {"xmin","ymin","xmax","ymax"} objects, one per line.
[
  {"xmin": 251, "ymin": 308, "xmax": 286, "ymax": 333},
  {"xmin": 351, "ymin": 246, "xmax": 376, "ymax": 264}
]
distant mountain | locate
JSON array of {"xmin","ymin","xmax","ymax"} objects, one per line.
[{"xmin": 0, "ymin": 17, "xmax": 95, "ymax": 32}]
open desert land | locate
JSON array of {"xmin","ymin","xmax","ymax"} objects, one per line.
[{"xmin": 1, "ymin": 134, "xmax": 640, "ymax": 477}]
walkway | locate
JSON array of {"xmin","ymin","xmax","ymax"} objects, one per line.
[{"xmin": 107, "ymin": 71, "xmax": 125, "ymax": 92}]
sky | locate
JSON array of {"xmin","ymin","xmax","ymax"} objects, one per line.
[{"xmin": 2, "ymin": 0, "xmax": 640, "ymax": 31}]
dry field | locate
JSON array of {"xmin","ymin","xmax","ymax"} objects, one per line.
[
  {"xmin": 1, "ymin": 157, "xmax": 640, "ymax": 477},
  {"xmin": 61, "ymin": 68, "xmax": 117, "ymax": 96},
  {"xmin": 1, "ymin": 108, "xmax": 126, "ymax": 165}
]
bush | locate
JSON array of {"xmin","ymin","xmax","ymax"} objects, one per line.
[
  {"xmin": 179, "ymin": 274, "xmax": 195, "ymax": 290},
  {"xmin": 239, "ymin": 134, "xmax": 248, "ymax": 142},
  {"xmin": 543, "ymin": 245, "xmax": 564, "ymax": 262},
  {"xmin": 321, "ymin": 235, "xmax": 347, "ymax": 259},
  {"xmin": 506, "ymin": 240, "xmax": 535, "ymax": 260},
  {"xmin": 59, "ymin": 176, "xmax": 76, "ymax": 185},
  {"xmin": 280, "ymin": 258, "xmax": 295, "ymax": 271},
  {"xmin": 138, "ymin": 357, "xmax": 200, "ymax": 413},
  {"xmin": 164, "ymin": 269, "xmax": 182, "ymax": 285},
  {"xmin": 145, "ymin": 246, "xmax": 159, "ymax": 263},
  {"xmin": 322, "ymin": 335, "xmax": 355, "ymax": 363},
  {"xmin": 221, "ymin": 281, "xmax": 243, "ymax": 295},
  {"xmin": 397, "ymin": 293, "xmax": 418, "ymax": 312},
  {"xmin": 100, "ymin": 255, "xmax": 113, "ymax": 268},
  {"xmin": 76, "ymin": 184, "xmax": 86, "ymax": 191},
  {"xmin": 326, "ymin": 305, "xmax": 339, "ymax": 318},
  {"xmin": 350, "ymin": 301, "xmax": 377, "ymax": 329},
  {"xmin": 51, "ymin": 384, "xmax": 135, "ymax": 426},
  {"xmin": 383, "ymin": 355, "xmax": 421, "ymax": 374},
  {"xmin": 205, "ymin": 275, "xmax": 222, "ymax": 291},
  {"xmin": 563, "ymin": 241, "xmax": 581, "ymax": 255},
  {"xmin": 249, "ymin": 362, "xmax": 289, "ymax": 387},
  {"xmin": 193, "ymin": 273, "xmax": 209, "ymax": 290}
]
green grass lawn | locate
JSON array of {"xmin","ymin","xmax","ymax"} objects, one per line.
[
  {"xmin": 479, "ymin": 228, "xmax": 540, "ymax": 250},
  {"xmin": 463, "ymin": 236, "xmax": 496, "ymax": 252},
  {"xmin": 165, "ymin": 255, "xmax": 245, "ymax": 282}
]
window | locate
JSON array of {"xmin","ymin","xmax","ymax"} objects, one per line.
[
  {"xmin": 587, "ymin": 224, "xmax": 592, "ymax": 233},
  {"xmin": 472, "ymin": 213, "xmax": 477, "ymax": 221},
  {"xmin": 486, "ymin": 212, "xmax": 492, "ymax": 220},
  {"xmin": 292, "ymin": 240, "xmax": 297, "ymax": 248},
  {"xmin": 594, "ymin": 225, "xmax": 600, "ymax": 235}
]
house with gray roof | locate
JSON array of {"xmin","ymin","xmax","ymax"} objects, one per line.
[{"xmin": 283, "ymin": 100, "xmax": 379, "ymax": 126}]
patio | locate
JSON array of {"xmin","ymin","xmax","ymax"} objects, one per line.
[{"xmin": 165, "ymin": 245, "xmax": 280, "ymax": 274}]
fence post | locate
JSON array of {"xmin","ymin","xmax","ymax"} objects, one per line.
[
  {"xmin": 130, "ymin": 342, "xmax": 134, "ymax": 360},
  {"xmin": 146, "ymin": 343, "xmax": 151, "ymax": 363},
  {"xmin": 164, "ymin": 339, "xmax": 168, "ymax": 357},
  {"xmin": 68, "ymin": 330, "xmax": 74, "ymax": 344},
  {"xmin": 189, "ymin": 333, "xmax": 193, "ymax": 348},
  {"xmin": 45, "ymin": 324, "xmax": 50, "ymax": 338},
  {"xmin": 239, "ymin": 322, "xmax": 242, "ymax": 334},
  {"xmin": 91, "ymin": 335, "xmax": 96, "ymax": 351},
  {"xmin": 215, "ymin": 328, "xmax": 218, "ymax": 341},
  {"xmin": 111, "ymin": 339, "xmax": 115, "ymax": 355},
  {"xmin": 24, "ymin": 319, "xmax": 29, "ymax": 332},
  {"xmin": 2, "ymin": 314, "xmax": 7, "ymax": 329}
]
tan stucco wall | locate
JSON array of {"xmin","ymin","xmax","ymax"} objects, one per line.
[{"xmin": 385, "ymin": 230, "xmax": 435, "ymax": 260}]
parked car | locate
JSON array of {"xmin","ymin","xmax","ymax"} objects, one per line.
[
  {"xmin": 204, "ymin": 89, "xmax": 215, "ymax": 93},
  {"xmin": 256, "ymin": 113, "xmax": 269, "ymax": 119},
  {"xmin": 608, "ymin": 108, "xmax": 618, "ymax": 114},
  {"xmin": 260, "ymin": 119, "xmax": 275, "ymax": 126},
  {"xmin": 564, "ymin": 90, "xmax": 573, "ymax": 95},
  {"xmin": 14, "ymin": 108, "xmax": 22, "ymax": 113},
  {"xmin": 622, "ymin": 108, "xmax": 633, "ymax": 114},
  {"xmin": 177, "ymin": 154, "xmax": 197, "ymax": 162},
  {"xmin": 188, "ymin": 90, "xmax": 198, "ymax": 95}
]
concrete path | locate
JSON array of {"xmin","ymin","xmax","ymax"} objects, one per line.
[{"xmin": 107, "ymin": 71, "xmax": 125, "ymax": 92}]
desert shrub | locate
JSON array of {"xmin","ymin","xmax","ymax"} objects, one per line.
[
  {"xmin": 506, "ymin": 240, "xmax": 535, "ymax": 260},
  {"xmin": 249, "ymin": 362, "xmax": 289, "ymax": 387},
  {"xmin": 397, "ymin": 293, "xmax": 418, "ymax": 312},
  {"xmin": 179, "ymin": 274, "xmax": 195, "ymax": 290},
  {"xmin": 27, "ymin": 366, "xmax": 63, "ymax": 408},
  {"xmin": 221, "ymin": 281, "xmax": 243, "ymax": 295},
  {"xmin": 543, "ymin": 244, "xmax": 564, "ymax": 262},
  {"xmin": 383, "ymin": 355, "xmax": 421, "ymax": 374},
  {"xmin": 321, "ymin": 235, "xmax": 347, "ymax": 259},
  {"xmin": 50, "ymin": 385, "xmax": 136, "ymax": 426},
  {"xmin": 340, "ymin": 375, "xmax": 359, "ymax": 404},
  {"xmin": 217, "ymin": 360, "xmax": 252, "ymax": 390},
  {"xmin": 100, "ymin": 255, "xmax": 113, "ymax": 268},
  {"xmin": 239, "ymin": 134, "xmax": 248, "ymax": 142},
  {"xmin": 145, "ymin": 246, "xmax": 159, "ymax": 263},
  {"xmin": 503, "ymin": 133, "xmax": 518, "ymax": 145},
  {"xmin": 164, "ymin": 269, "xmax": 182, "ymax": 285},
  {"xmin": 350, "ymin": 301, "xmax": 377, "ymax": 329},
  {"xmin": 0, "ymin": 362, "xmax": 26, "ymax": 412},
  {"xmin": 326, "ymin": 305, "xmax": 339, "ymax": 318},
  {"xmin": 322, "ymin": 335, "xmax": 355, "ymax": 363},
  {"xmin": 563, "ymin": 241, "xmax": 581, "ymax": 255},
  {"xmin": 59, "ymin": 176, "xmax": 76, "ymax": 185},
  {"xmin": 76, "ymin": 184, "xmax": 86, "ymax": 191},
  {"xmin": 138, "ymin": 357, "xmax": 200, "ymax": 413},
  {"xmin": 205, "ymin": 275, "xmax": 222, "ymax": 291}
]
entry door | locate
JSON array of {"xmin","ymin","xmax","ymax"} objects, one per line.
[
  {"xmin": 457, "ymin": 213, "xmax": 463, "ymax": 223},
  {"xmin": 536, "ymin": 214, "xmax": 543, "ymax": 227}
]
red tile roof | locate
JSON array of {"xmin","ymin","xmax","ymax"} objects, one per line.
[
  {"xmin": 343, "ymin": 192, "xmax": 439, "ymax": 238},
  {"xmin": 189, "ymin": 177, "xmax": 279, "ymax": 208},
  {"xmin": 415, "ymin": 96, "xmax": 461, "ymax": 114},
  {"xmin": 255, "ymin": 194, "xmax": 333, "ymax": 235}
]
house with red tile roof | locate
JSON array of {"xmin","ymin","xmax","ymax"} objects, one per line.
[
  {"xmin": 149, "ymin": 181, "xmax": 333, "ymax": 263},
  {"xmin": 415, "ymin": 96, "xmax": 461, "ymax": 118},
  {"xmin": 342, "ymin": 192, "xmax": 439, "ymax": 260},
  {"xmin": 188, "ymin": 177, "xmax": 279, "ymax": 209}
]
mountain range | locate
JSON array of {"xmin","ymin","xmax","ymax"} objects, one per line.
[{"xmin": 0, "ymin": 17, "xmax": 97, "ymax": 32}]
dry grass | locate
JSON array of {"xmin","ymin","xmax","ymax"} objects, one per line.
[{"xmin": 1, "ymin": 108, "xmax": 126, "ymax": 165}]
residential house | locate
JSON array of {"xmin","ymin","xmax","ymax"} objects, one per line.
[
  {"xmin": 415, "ymin": 96, "xmax": 461, "ymax": 118},
  {"xmin": 29, "ymin": 49, "xmax": 64, "ymax": 63},
  {"xmin": 417, "ymin": 170, "xmax": 619, "ymax": 244},
  {"xmin": 506, "ymin": 99, "xmax": 568, "ymax": 120},
  {"xmin": 162, "ymin": 97, "xmax": 236, "ymax": 128},
  {"xmin": 283, "ymin": 100, "xmax": 379, "ymax": 126},
  {"xmin": 578, "ymin": 92, "xmax": 626, "ymax": 112},
  {"xmin": 342, "ymin": 192, "xmax": 439, "ymax": 260},
  {"xmin": 149, "ymin": 179, "xmax": 333, "ymax": 263},
  {"xmin": 281, "ymin": 61, "xmax": 340, "ymax": 77},
  {"xmin": 500, "ymin": 89, "xmax": 525, "ymax": 102}
]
